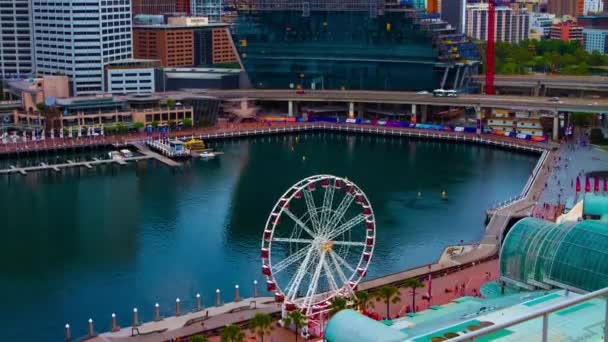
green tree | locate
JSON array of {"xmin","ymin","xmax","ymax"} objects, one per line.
[
  {"xmin": 283, "ymin": 311, "xmax": 307, "ymax": 342},
  {"xmin": 354, "ymin": 291, "xmax": 374, "ymax": 312},
  {"xmin": 403, "ymin": 278, "xmax": 425, "ymax": 313},
  {"xmin": 375, "ymin": 286, "xmax": 401, "ymax": 319},
  {"xmin": 220, "ymin": 324, "xmax": 245, "ymax": 342},
  {"xmin": 570, "ymin": 112, "xmax": 592, "ymax": 127},
  {"xmin": 183, "ymin": 117, "xmax": 193, "ymax": 128},
  {"xmin": 249, "ymin": 313, "xmax": 274, "ymax": 342},
  {"xmin": 589, "ymin": 50, "xmax": 603, "ymax": 66},
  {"xmin": 190, "ymin": 335, "xmax": 209, "ymax": 342},
  {"xmin": 35, "ymin": 102, "xmax": 61, "ymax": 132},
  {"xmin": 132, "ymin": 122, "xmax": 145, "ymax": 131},
  {"xmin": 590, "ymin": 128, "xmax": 606, "ymax": 144},
  {"xmin": 35, "ymin": 102, "xmax": 45, "ymax": 112},
  {"xmin": 166, "ymin": 99, "xmax": 176, "ymax": 108},
  {"xmin": 329, "ymin": 296, "xmax": 348, "ymax": 316},
  {"xmin": 116, "ymin": 122, "xmax": 126, "ymax": 134}
]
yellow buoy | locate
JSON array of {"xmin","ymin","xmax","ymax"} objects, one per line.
[
  {"xmin": 302, "ymin": 155, "xmax": 306, "ymax": 161},
  {"xmin": 441, "ymin": 191, "xmax": 447, "ymax": 200}
]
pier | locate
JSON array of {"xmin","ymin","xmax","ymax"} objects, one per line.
[
  {"xmin": 133, "ymin": 142, "xmax": 181, "ymax": 168},
  {"xmin": 0, "ymin": 155, "xmax": 152, "ymax": 175}
]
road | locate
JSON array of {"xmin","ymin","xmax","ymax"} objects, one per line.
[
  {"xmin": 204, "ymin": 89, "xmax": 608, "ymax": 113},
  {"xmin": 471, "ymin": 74, "xmax": 608, "ymax": 91}
]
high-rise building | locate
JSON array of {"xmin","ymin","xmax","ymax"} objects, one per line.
[
  {"xmin": 441, "ymin": 0, "xmax": 467, "ymax": 32},
  {"xmin": 547, "ymin": 0, "xmax": 579, "ymax": 17},
  {"xmin": 32, "ymin": 0, "xmax": 133, "ymax": 95},
  {"xmin": 529, "ymin": 12, "xmax": 556, "ymax": 38},
  {"xmin": 131, "ymin": 0, "xmax": 190, "ymax": 16},
  {"xmin": 578, "ymin": 15, "xmax": 608, "ymax": 29},
  {"xmin": 134, "ymin": 28, "xmax": 195, "ymax": 67},
  {"xmin": 583, "ymin": 0, "xmax": 603, "ymax": 14},
  {"xmin": 191, "ymin": 0, "xmax": 222, "ymax": 22},
  {"xmin": 466, "ymin": 4, "xmax": 529, "ymax": 42},
  {"xmin": 132, "ymin": 0, "xmax": 175, "ymax": 15},
  {"xmin": 550, "ymin": 21, "xmax": 584, "ymax": 41},
  {"xmin": 177, "ymin": 0, "xmax": 191, "ymax": 13},
  {"xmin": 133, "ymin": 18, "xmax": 236, "ymax": 67},
  {"xmin": 0, "ymin": 0, "xmax": 34, "ymax": 80},
  {"xmin": 427, "ymin": 0, "xmax": 439, "ymax": 13},
  {"xmin": 583, "ymin": 28, "xmax": 608, "ymax": 53}
]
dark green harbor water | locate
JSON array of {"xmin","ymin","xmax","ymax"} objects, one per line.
[{"xmin": 0, "ymin": 132, "xmax": 538, "ymax": 340}]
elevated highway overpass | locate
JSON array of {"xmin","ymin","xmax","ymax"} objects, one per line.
[
  {"xmin": 205, "ymin": 89, "xmax": 608, "ymax": 114},
  {"xmin": 470, "ymin": 74, "xmax": 608, "ymax": 96}
]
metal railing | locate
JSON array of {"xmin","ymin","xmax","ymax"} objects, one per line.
[
  {"xmin": 450, "ymin": 287, "xmax": 608, "ymax": 342},
  {"xmin": 488, "ymin": 149, "xmax": 548, "ymax": 211}
]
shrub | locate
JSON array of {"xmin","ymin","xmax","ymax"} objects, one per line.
[{"xmin": 590, "ymin": 128, "xmax": 606, "ymax": 145}]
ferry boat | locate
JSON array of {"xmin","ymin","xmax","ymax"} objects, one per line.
[
  {"xmin": 185, "ymin": 139, "xmax": 206, "ymax": 154},
  {"xmin": 119, "ymin": 149, "xmax": 133, "ymax": 158},
  {"xmin": 108, "ymin": 151, "xmax": 124, "ymax": 160}
]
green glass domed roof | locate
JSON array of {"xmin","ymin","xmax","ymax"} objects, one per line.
[{"xmin": 500, "ymin": 217, "xmax": 608, "ymax": 292}]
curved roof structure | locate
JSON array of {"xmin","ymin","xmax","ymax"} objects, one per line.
[
  {"xmin": 500, "ymin": 217, "xmax": 608, "ymax": 292},
  {"xmin": 583, "ymin": 193, "xmax": 608, "ymax": 218},
  {"xmin": 325, "ymin": 310, "xmax": 408, "ymax": 342}
]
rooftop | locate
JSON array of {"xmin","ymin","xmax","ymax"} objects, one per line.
[
  {"xmin": 133, "ymin": 22, "xmax": 229, "ymax": 29},
  {"xmin": 405, "ymin": 290, "xmax": 606, "ymax": 341},
  {"xmin": 500, "ymin": 217, "xmax": 608, "ymax": 292},
  {"xmin": 327, "ymin": 288, "xmax": 607, "ymax": 342}
]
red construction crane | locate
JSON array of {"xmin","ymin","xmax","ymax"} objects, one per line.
[{"xmin": 485, "ymin": 0, "xmax": 496, "ymax": 95}]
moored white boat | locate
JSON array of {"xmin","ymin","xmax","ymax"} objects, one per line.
[{"xmin": 108, "ymin": 151, "xmax": 124, "ymax": 160}]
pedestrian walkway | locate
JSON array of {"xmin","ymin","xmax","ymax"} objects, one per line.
[
  {"xmin": 537, "ymin": 136, "xmax": 608, "ymax": 217},
  {"xmin": 91, "ymin": 297, "xmax": 280, "ymax": 342}
]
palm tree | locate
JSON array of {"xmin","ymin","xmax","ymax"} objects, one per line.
[
  {"xmin": 283, "ymin": 310, "xmax": 307, "ymax": 342},
  {"xmin": 249, "ymin": 312, "xmax": 274, "ymax": 342},
  {"xmin": 375, "ymin": 286, "xmax": 401, "ymax": 319},
  {"xmin": 403, "ymin": 278, "xmax": 425, "ymax": 313},
  {"xmin": 35, "ymin": 102, "xmax": 61, "ymax": 135},
  {"xmin": 190, "ymin": 335, "xmax": 210, "ymax": 342},
  {"xmin": 354, "ymin": 291, "xmax": 374, "ymax": 312},
  {"xmin": 220, "ymin": 324, "xmax": 245, "ymax": 342},
  {"xmin": 329, "ymin": 296, "xmax": 348, "ymax": 316}
]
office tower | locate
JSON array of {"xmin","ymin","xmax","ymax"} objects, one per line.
[
  {"xmin": 191, "ymin": 0, "xmax": 222, "ymax": 22},
  {"xmin": 0, "ymin": 0, "xmax": 34, "ymax": 79},
  {"xmin": 466, "ymin": 4, "xmax": 530, "ymax": 42},
  {"xmin": 32, "ymin": 0, "xmax": 133, "ymax": 95}
]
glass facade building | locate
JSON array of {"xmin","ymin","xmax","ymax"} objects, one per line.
[
  {"xmin": 500, "ymin": 217, "xmax": 608, "ymax": 292},
  {"xmin": 232, "ymin": 10, "xmax": 452, "ymax": 91}
]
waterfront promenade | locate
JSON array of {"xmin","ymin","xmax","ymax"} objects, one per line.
[{"xmin": 0, "ymin": 121, "xmax": 548, "ymax": 157}]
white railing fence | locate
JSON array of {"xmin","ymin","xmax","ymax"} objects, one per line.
[{"xmin": 450, "ymin": 287, "xmax": 608, "ymax": 342}]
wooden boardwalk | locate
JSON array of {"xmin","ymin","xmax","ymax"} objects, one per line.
[{"xmin": 0, "ymin": 156, "xmax": 151, "ymax": 175}]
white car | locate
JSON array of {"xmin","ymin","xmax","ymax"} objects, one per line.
[{"xmin": 417, "ymin": 90, "xmax": 430, "ymax": 95}]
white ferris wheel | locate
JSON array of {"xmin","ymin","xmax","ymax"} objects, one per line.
[{"xmin": 260, "ymin": 175, "xmax": 376, "ymax": 318}]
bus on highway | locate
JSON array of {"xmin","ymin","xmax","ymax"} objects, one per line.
[{"xmin": 433, "ymin": 89, "xmax": 458, "ymax": 97}]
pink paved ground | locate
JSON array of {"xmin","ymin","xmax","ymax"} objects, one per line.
[
  {"xmin": 371, "ymin": 259, "xmax": 499, "ymax": 320},
  {"xmin": 205, "ymin": 326, "xmax": 301, "ymax": 342}
]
